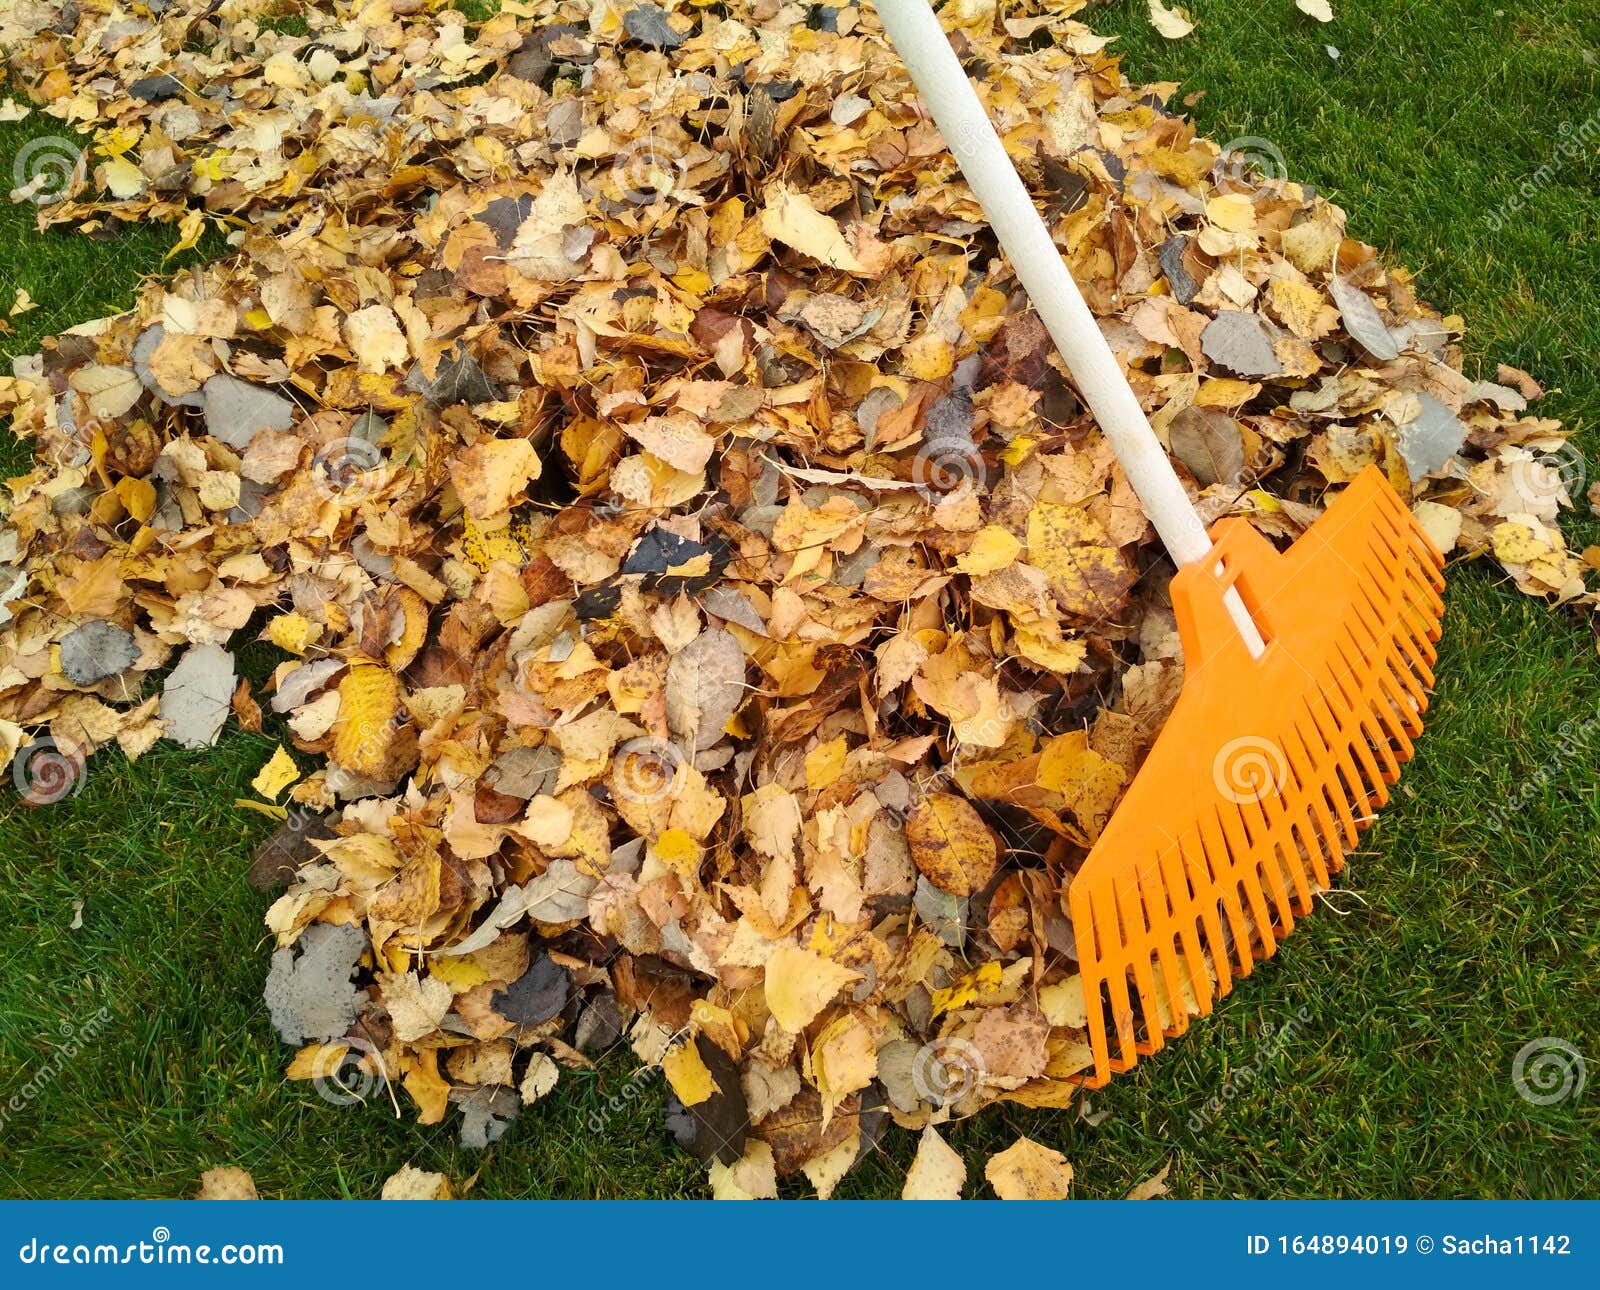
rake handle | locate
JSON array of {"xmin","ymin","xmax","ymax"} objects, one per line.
[{"xmin": 875, "ymin": 0, "xmax": 1264, "ymax": 653}]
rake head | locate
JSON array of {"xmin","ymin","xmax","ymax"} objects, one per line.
[{"xmin": 1066, "ymin": 466, "xmax": 1446, "ymax": 1086}]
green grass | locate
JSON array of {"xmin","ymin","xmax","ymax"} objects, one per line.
[{"xmin": 1, "ymin": 0, "xmax": 1597, "ymax": 1199}]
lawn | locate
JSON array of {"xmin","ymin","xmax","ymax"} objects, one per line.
[{"xmin": 0, "ymin": 0, "xmax": 1596, "ymax": 1199}]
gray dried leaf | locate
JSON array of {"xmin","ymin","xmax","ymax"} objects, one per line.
[
  {"xmin": 914, "ymin": 875, "xmax": 968, "ymax": 949},
  {"xmin": 1329, "ymin": 276, "xmax": 1400, "ymax": 361},
  {"xmin": 575, "ymin": 993, "xmax": 626, "ymax": 1053},
  {"xmin": 876, "ymin": 1038, "xmax": 921, "ymax": 1113},
  {"xmin": 623, "ymin": 3, "xmax": 683, "ymax": 49},
  {"xmin": 1158, "ymin": 236, "xmax": 1200, "ymax": 305},
  {"xmin": 923, "ymin": 387, "xmax": 975, "ymax": 448},
  {"xmin": 404, "ymin": 350, "xmax": 502, "ymax": 408},
  {"xmin": 491, "ymin": 954, "xmax": 572, "ymax": 1026},
  {"xmin": 263, "ymin": 922, "xmax": 366, "ymax": 1044},
  {"xmin": 270, "ymin": 657, "xmax": 344, "ymax": 714},
  {"xmin": 452, "ymin": 1086, "xmax": 521, "ymax": 1150},
  {"xmin": 699, "ymin": 585, "xmax": 769, "ymax": 636},
  {"xmin": 128, "ymin": 74, "xmax": 183, "ymax": 102},
  {"xmin": 1397, "ymin": 392, "xmax": 1467, "ymax": 481},
  {"xmin": 666, "ymin": 627, "xmax": 746, "ymax": 751},
  {"xmin": 1200, "ymin": 311, "xmax": 1281, "ymax": 377},
  {"xmin": 202, "ymin": 374, "xmax": 297, "ymax": 449},
  {"xmin": 159, "ymin": 642, "xmax": 235, "ymax": 749},
  {"xmin": 524, "ymin": 858, "xmax": 598, "ymax": 925},
  {"xmin": 59, "ymin": 620, "xmax": 138, "ymax": 686},
  {"xmin": 1168, "ymin": 407, "xmax": 1245, "ymax": 487},
  {"xmin": 483, "ymin": 744, "xmax": 560, "ymax": 799}
]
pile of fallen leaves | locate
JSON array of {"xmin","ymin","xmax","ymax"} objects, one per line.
[{"xmin": 0, "ymin": 0, "xmax": 1592, "ymax": 1198}]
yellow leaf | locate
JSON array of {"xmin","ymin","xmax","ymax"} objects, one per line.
[
  {"xmin": 343, "ymin": 304, "xmax": 408, "ymax": 374},
  {"xmin": 1147, "ymin": 0, "xmax": 1195, "ymax": 39},
  {"xmin": 662, "ymin": 1040, "xmax": 719, "ymax": 1106},
  {"xmin": 452, "ymin": 439, "xmax": 542, "ymax": 521},
  {"xmin": 709, "ymin": 1140, "xmax": 779, "ymax": 1200},
  {"xmin": 651, "ymin": 826, "xmax": 700, "ymax": 877},
  {"xmin": 1194, "ymin": 377, "xmax": 1260, "ymax": 407},
  {"xmin": 1038, "ymin": 976, "xmax": 1088, "ymax": 1028},
  {"xmin": 380, "ymin": 1164, "xmax": 452, "ymax": 1199},
  {"xmin": 931, "ymin": 960, "xmax": 1004, "ymax": 1017},
  {"xmin": 286, "ymin": 1042, "xmax": 348, "ymax": 1081},
  {"xmin": 429, "ymin": 957, "xmax": 487, "ymax": 993},
  {"xmin": 94, "ymin": 125, "xmax": 141, "ymax": 157},
  {"xmin": 1038, "ymin": 732, "xmax": 1127, "ymax": 838},
  {"xmin": 250, "ymin": 745, "xmax": 300, "ymax": 801},
  {"xmin": 956, "ymin": 526, "xmax": 1022, "ymax": 576},
  {"xmin": 332, "ymin": 664, "xmax": 399, "ymax": 777},
  {"xmin": 905, "ymin": 792, "xmax": 998, "ymax": 897},
  {"xmin": 903, "ymin": 1125, "xmax": 966, "ymax": 1200},
  {"xmin": 233, "ymin": 799, "xmax": 287, "ymax": 820},
  {"xmin": 985, "ymin": 1135, "xmax": 1075, "ymax": 1199},
  {"xmin": 192, "ymin": 151, "xmax": 232, "ymax": 183},
  {"xmin": 759, "ymin": 184, "xmax": 864, "ymax": 272},
  {"xmin": 764, "ymin": 943, "xmax": 862, "ymax": 1033},
  {"xmin": 1012, "ymin": 625, "xmax": 1088, "ymax": 675},
  {"xmin": 812, "ymin": 1013, "xmax": 876, "ymax": 1116},
  {"xmin": 1000, "ymin": 435, "xmax": 1038, "ymax": 467},
  {"xmin": 1025, "ymin": 502, "xmax": 1135, "ymax": 620},
  {"xmin": 165, "ymin": 208, "xmax": 206, "ymax": 263},
  {"xmin": 804, "ymin": 735, "xmax": 848, "ymax": 792},
  {"xmin": 1205, "ymin": 192, "xmax": 1256, "ymax": 233},
  {"xmin": 401, "ymin": 1051, "xmax": 452, "ymax": 1125},
  {"xmin": 904, "ymin": 331, "xmax": 954, "ymax": 381},
  {"xmin": 266, "ymin": 611, "xmax": 320, "ymax": 656},
  {"xmin": 1267, "ymin": 278, "xmax": 1339, "ymax": 341},
  {"xmin": 1491, "ymin": 518, "xmax": 1555, "ymax": 565},
  {"xmin": 115, "ymin": 476, "xmax": 156, "ymax": 522}
]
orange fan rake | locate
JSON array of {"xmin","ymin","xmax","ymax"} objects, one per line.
[
  {"xmin": 1066, "ymin": 468, "xmax": 1444, "ymax": 1084},
  {"xmin": 877, "ymin": 0, "xmax": 1447, "ymax": 1086}
]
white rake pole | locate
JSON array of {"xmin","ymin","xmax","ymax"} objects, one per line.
[{"xmin": 874, "ymin": 0, "xmax": 1265, "ymax": 656}]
